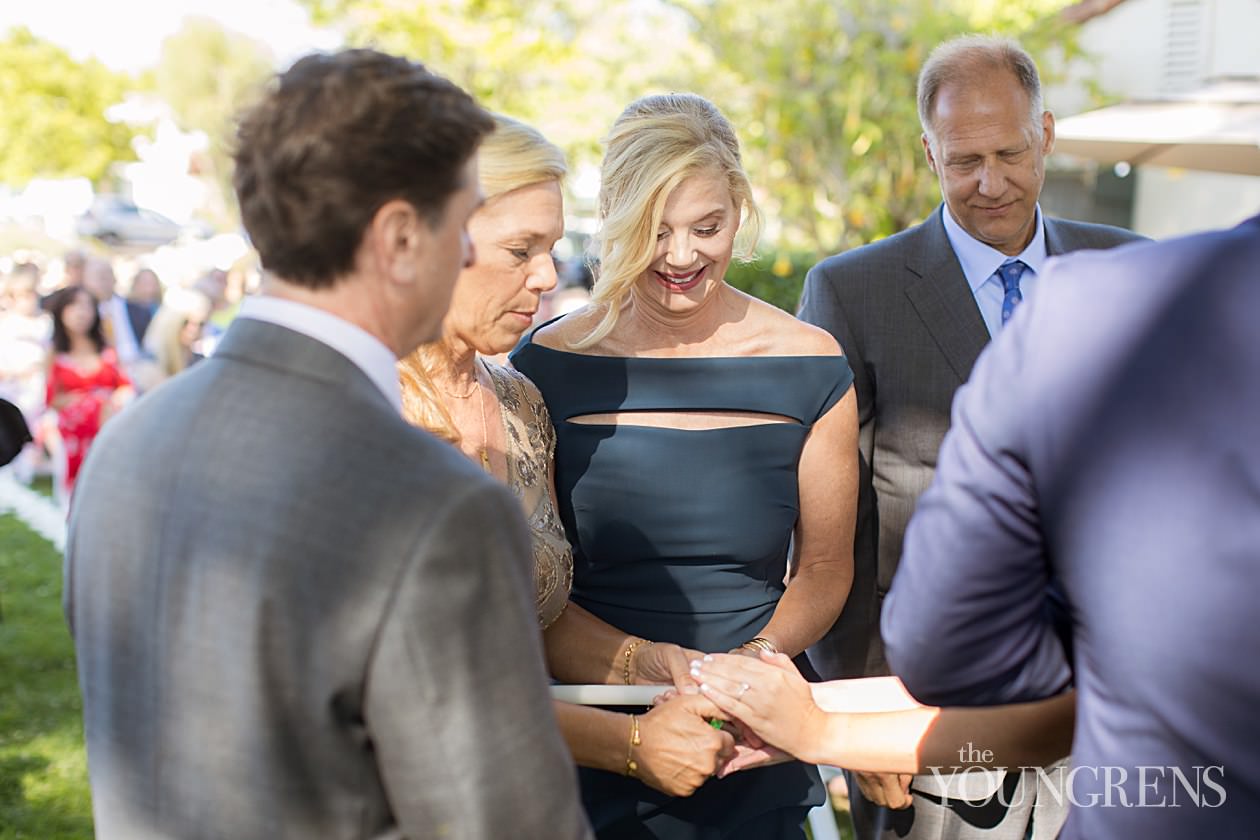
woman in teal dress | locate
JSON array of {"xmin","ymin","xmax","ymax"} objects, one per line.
[{"xmin": 512, "ymin": 93, "xmax": 859, "ymax": 838}]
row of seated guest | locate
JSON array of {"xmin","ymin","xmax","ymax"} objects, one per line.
[{"xmin": 2, "ymin": 255, "xmax": 219, "ymax": 500}]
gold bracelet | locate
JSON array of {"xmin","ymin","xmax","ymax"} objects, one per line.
[
  {"xmin": 625, "ymin": 714, "xmax": 641, "ymax": 777},
  {"xmin": 740, "ymin": 636, "xmax": 778, "ymax": 655},
  {"xmin": 621, "ymin": 638, "xmax": 652, "ymax": 685}
]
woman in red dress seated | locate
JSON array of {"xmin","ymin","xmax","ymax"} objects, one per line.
[{"xmin": 44, "ymin": 286, "xmax": 133, "ymax": 500}]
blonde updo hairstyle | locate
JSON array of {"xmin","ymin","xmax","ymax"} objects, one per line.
[
  {"xmin": 399, "ymin": 114, "xmax": 567, "ymax": 442},
  {"xmin": 575, "ymin": 93, "xmax": 762, "ymax": 349}
]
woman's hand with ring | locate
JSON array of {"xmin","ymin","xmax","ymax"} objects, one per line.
[{"xmin": 691, "ymin": 651, "xmax": 828, "ymax": 763}]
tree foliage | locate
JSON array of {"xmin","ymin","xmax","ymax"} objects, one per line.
[
  {"xmin": 0, "ymin": 27, "xmax": 139, "ymax": 187},
  {"xmin": 149, "ymin": 18, "xmax": 275, "ymax": 224},
  {"xmin": 300, "ymin": 1, "xmax": 1093, "ymax": 258},
  {"xmin": 667, "ymin": 0, "xmax": 1090, "ymax": 254},
  {"xmin": 300, "ymin": 0, "xmax": 694, "ymax": 175}
]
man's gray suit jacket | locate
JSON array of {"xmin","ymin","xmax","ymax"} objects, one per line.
[
  {"xmin": 799, "ymin": 207, "xmax": 1143, "ymax": 679},
  {"xmin": 65, "ymin": 317, "xmax": 592, "ymax": 840}
]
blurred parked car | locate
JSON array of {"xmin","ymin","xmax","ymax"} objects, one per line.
[{"xmin": 76, "ymin": 197, "xmax": 183, "ymax": 246}]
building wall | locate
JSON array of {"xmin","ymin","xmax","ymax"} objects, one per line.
[
  {"xmin": 1134, "ymin": 168, "xmax": 1260, "ymax": 236},
  {"xmin": 1044, "ymin": 0, "xmax": 1260, "ymax": 236}
]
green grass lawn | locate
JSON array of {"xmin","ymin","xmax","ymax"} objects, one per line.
[{"xmin": 0, "ymin": 514, "xmax": 93, "ymax": 840}]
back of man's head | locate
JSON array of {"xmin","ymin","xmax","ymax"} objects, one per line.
[{"xmin": 232, "ymin": 49, "xmax": 494, "ymax": 290}]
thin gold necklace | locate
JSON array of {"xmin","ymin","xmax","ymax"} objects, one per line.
[
  {"xmin": 438, "ymin": 374, "xmax": 479, "ymax": 400},
  {"xmin": 436, "ymin": 360, "xmax": 492, "ymax": 471}
]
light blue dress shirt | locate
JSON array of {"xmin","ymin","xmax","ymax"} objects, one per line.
[{"xmin": 941, "ymin": 204, "xmax": 1048, "ymax": 337}]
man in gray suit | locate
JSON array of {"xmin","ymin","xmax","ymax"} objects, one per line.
[
  {"xmin": 799, "ymin": 35, "xmax": 1141, "ymax": 840},
  {"xmin": 64, "ymin": 50, "xmax": 592, "ymax": 840}
]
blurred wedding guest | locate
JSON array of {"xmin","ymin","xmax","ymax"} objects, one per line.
[
  {"xmin": 81, "ymin": 257, "xmax": 148, "ymax": 375},
  {"xmin": 43, "ymin": 286, "xmax": 132, "ymax": 500},
  {"xmin": 398, "ymin": 114, "xmax": 734, "ymax": 797},
  {"xmin": 190, "ymin": 268, "xmax": 231, "ymax": 355},
  {"xmin": 64, "ymin": 48, "xmax": 591, "ymax": 840},
  {"xmin": 0, "ymin": 264, "xmax": 52, "ymax": 481},
  {"xmin": 885, "ymin": 216, "xmax": 1260, "ymax": 840},
  {"xmin": 1, "ymin": 264, "xmax": 51, "ymax": 396},
  {"xmin": 62, "ymin": 249, "xmax": 87, "ymax": 289},
  {"xmin": 126, "ymin": 267, "xmax": 164, "ymax": 318},
  {"xmin": 132, "ymin": 288, "xmax": 212, "ymax": 391},
  {"xmin": 513, "ymin": 92, "xmax": 858, "ymax": 838}
]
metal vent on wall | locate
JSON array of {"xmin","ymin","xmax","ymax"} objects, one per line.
[{"xmin": 1163, "ymin": 0, "xmax": 1206, "ymax": 93}]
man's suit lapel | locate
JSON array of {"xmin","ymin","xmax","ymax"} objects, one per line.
[
  {"xmin": 903, "ymin": 208, "xmax": 991, "ymax": 382},
  {"xmin": 125, "ymin": 302, "xmax": 151, "ymax": 344},
  {"xmin": 1043, "ymin": 216, "xmax": 1077, "ymax": 257},
  {"xmin": 1043, "ymin": 216, "xmax": 1093, "ymax": 256}
]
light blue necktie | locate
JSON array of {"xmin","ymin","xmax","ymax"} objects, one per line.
[{"xmin": 998, "ymin": 259, "xmax": 1027, "ymax": 326}]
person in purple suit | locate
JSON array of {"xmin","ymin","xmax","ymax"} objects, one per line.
[{"xmin": 884, "ymin": 214, "xmax": 1260, "ymax": 839}]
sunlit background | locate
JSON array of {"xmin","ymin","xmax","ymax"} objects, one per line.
[{"xmin": 4, "ymin": 0, "xmax": 1259, "ymax": 304}]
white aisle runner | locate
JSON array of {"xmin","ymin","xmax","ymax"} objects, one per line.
[{"xmin": 0, "ymin": 467, "xmax": 67, "ymax": 551}]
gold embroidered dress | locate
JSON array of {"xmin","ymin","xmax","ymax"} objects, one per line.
[{"xmin": 485, "ymin": 362, "xmax": 573, "ymax": 629}]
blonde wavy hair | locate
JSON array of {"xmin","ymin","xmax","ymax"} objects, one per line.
[
  {"xmin": 398, "ymin": 114, "xmax": 567, "ymax": 442},
  {"xmin": 574, "ymin": 93, "xmax": 762, "ymax": 349},
  {"xmin": 144, "ymin": 288, "xmax": 212, "ymax": 378}
]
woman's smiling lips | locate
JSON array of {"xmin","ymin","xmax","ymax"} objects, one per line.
[{"xmin": 655, "ymin": 265, "xmax": 706, "ymax": 292}]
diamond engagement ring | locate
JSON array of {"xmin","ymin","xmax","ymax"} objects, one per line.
[{"xmin": 737, "ymin": 682, "xmax": 751, "ymax": 698}]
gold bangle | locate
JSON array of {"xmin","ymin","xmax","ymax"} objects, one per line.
[
  {"xmin": 626, "ymin": 714, "xmax": 641, "ymax": 777},
  {"xmin": 621, "ymin": 638, "xmax": 652, "ymax": 685},
  {"xmin": 740, "ymin": 636, "xmax": 778, "ymax": 655}
]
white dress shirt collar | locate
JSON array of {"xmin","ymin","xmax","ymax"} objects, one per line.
[
  {"xmin": 238, "ymin": 295, "xmax": 402, "ymax": 415},
  {"xmin": 941, "ymin": 203, "xmax": 1049, "ymax": 294}
]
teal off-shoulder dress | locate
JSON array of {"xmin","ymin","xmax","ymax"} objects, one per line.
[{"xmin": 512, "ymin": 327, "xmax": 854, "ymax": 839}]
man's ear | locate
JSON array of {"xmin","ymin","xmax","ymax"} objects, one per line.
[
  {"xmin": 922, "ymin": 134, "xmax": 939, "ymax": 176},
  {"xmin": 367, "ymin": 199, "xmax": 424, "ymax": 286},
  {"xmin": 1041, "ymin": 110, "xmax": 1056, "ymax": 156}
]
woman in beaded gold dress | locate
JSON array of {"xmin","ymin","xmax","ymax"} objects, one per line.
[{"xmin": 397, "ymin": 115, "xmax": 735, "ymax": 797}]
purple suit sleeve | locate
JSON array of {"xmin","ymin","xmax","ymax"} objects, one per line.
[{"xmin": 881, "ymin": 299, "xmax": 1071, "ymax": 707}]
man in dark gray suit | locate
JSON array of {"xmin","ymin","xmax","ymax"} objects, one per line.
[
  {"xmin": 799, "ymin": 35, "xmax": 1141, "ymax": 840},
  {"xmin": 64, "ymin": 50, "xmax": 592, "ymax": 840},
  {"xmin": 886, "ymin": 215, "xmax": 1260, "ymax": 839}
]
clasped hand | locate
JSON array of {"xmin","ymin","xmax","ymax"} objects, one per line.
[
  {"xmin": 686, "ymin": 651, "xmax": 914, "ymax": 807},
  {"xmin": 627, "ymin": 641, "xmax": 736, "ymax": 796},
  {"xmin": 631, "ymin": 641, "xmax": 704, "ymax": 694},
  {"xmin": 635, "ymin": 693, "xmax": 735, "ymax": 796}
]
